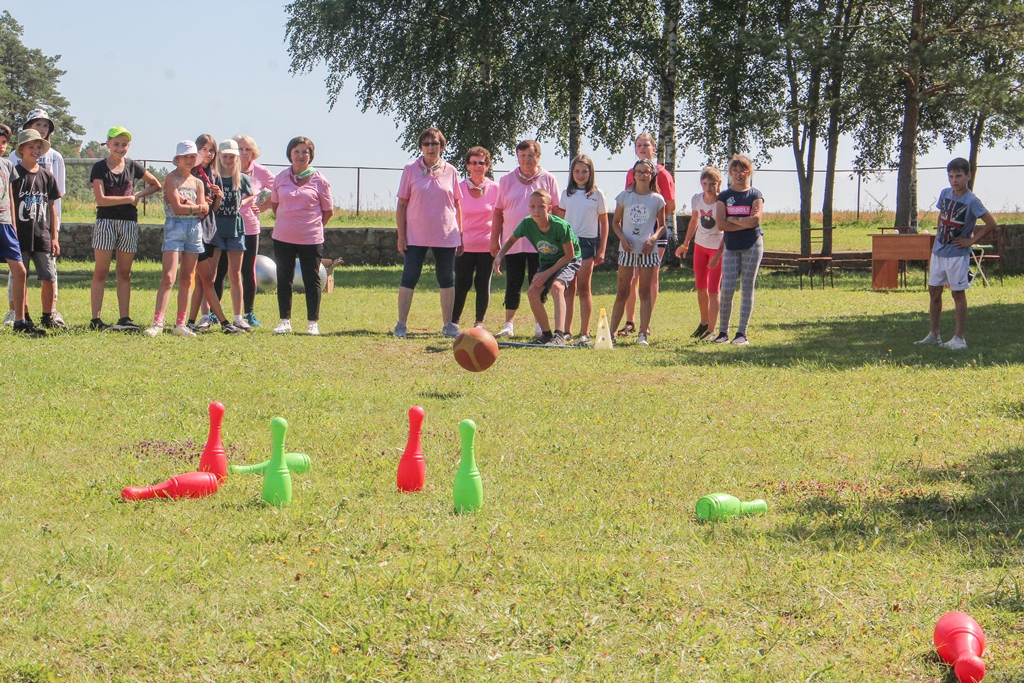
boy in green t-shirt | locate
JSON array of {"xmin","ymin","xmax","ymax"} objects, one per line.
[{"xmin": 493, "ymin": 189, "xmax": 581, "ymax": 346}]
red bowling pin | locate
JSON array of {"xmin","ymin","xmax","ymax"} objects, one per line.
[
  {"xmin": 396, "ymin": 406, "xmax": 426, "ymax": 492},
  {"xmin": 122, "ymin": 471, "xmax": 219, "ymax": 501},
  {"xmin": 198, "ymin": 401, "xmax": 227, "ymax": 482},
  {"xmin": 934, "ymin": 611, "xmax": 986, "ymax": 683}
]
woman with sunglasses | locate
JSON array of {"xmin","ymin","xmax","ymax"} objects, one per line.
[{"xmin": 393, "ymin": 127, "xmax": 464, "ymax": 338}]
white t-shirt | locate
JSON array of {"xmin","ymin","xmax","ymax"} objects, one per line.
[
  {"xmin": 558, "ymin": 187, "xmax": 606, "ymax": 239},
  {"xmin": 691, "ymin": 193, "xmax": 723, "ymax": 250}
]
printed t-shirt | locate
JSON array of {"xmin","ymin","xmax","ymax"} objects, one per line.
[
  {"xmin": 495, "ymin": 170, "xmax": 560, "ymax": 255},
  {"xmin": 934, "ymin": 187, "xmax": 988, "ymax": 258},
  {"xmin": 241, "ymin": 163, "xmax": 275, "ymax": 236},
  {"xmin": 9, "ymin": 148, "xmax": 64, "ymax": 230},
  {"xmin": 90, "ymin": 158, "xmax": 147, "ymax": 222},
  {"xmin": 512, "ymin": 215, "xmax": 580, "ymax": 270},
  {"xmin": 717, "ymin": 187, "xmax": 763, "ymax": 251},
  {"xmin": 559, "ymin": 187, "xmax": 607, "ymax": 239},
  {"xmin": 459, "ymin": 178, "xmax": 498, "ymax": 252},
  {"xmin": 0, "ymin": 158, "xmax": 17, "ymax": 225},
  {"xmin": 271, "ymin": 170, "xmax": 332, "ymax": 245},
  {"xmin": 13, "ymin": 165, "xmax": 61, "ymax": 252},
  {"xmin": 626, "ymin": 164, "xmax": 676, "ymax": 204},
  {"xmin": 691, "ymin": 193, "xmax": 723, "ymax": 250},
  {"xmin": 615, "ymin": 190, "xmax": 666, "ymax": 253},
  {"xmin": 397, "ymin": 158, "xmax": 463, "ymax": 248},
  {"xmin": 215, "ymin": 174, "xmax": 254, "ymax": 239}
]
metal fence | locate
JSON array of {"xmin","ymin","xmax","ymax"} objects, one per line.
[{"xmin": 67, "ymin": 159, "xmax": 1024, "ymax": 217}]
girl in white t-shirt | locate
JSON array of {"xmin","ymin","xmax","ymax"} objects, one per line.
[
  {"xmin": 676, "ymin": 166, "xmax": 723, "ymax": 340},
  {"xmin": 609, "ymin": 159, "xmax": 666, "ymax": 346},
  {"xmin": 554, "ymin": 155, "xmax": 607, "ymax": 342}
]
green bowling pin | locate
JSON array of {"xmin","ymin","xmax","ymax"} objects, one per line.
[
  {"xmin": 695, "ymin": 493, "xmax": 767, "ymax": 521},
  {"xmin": 261, "ymin": 417, "xmax": 292, "ymax": 507},
  {"xmin": 452, "ymin": 419, "xmax": 483, "ymax": 513},
  {"xmin": 229, "ymin": 452, "xmax": 311, "ymax": 475}
]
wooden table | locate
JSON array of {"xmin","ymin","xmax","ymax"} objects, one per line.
[{"xmin": 872, "ymin": 234, "xmax": 935, "ymax": 289}]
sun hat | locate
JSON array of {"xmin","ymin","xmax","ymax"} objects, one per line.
[
  {"xmin": 16, "ymin": 129, "xmax": 51, "ymax": 156},
  {"xmin": 107, "ymin": 126, "xmax": 132, "ymax": 141},
  {"xmin": 174, "ymin": 140, "xmax": 198, "ymax": 158},
  {"xmin": 218, "ymin": 139, "xmax": 240, "ymax": 156},
  {"xmin": 22, "ymin": 108, "xmax": 54, "ymax": 137}
]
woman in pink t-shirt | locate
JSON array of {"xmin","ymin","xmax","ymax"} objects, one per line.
[
  {"xmin": 490, "ymin": 139, "xmax": 560, "ymax": 339},
  {"xmin": 619, "ymin": 133, "xmax": 676, "ymax": 338},
  {"xmin": 393, "ymin": 127, "xmax": 464, "ymax": 339},
  {"xmin": 452, "ymin": 146, "xmax": 498, "ymax": 328},
  {"xmin": 270, "ymin": 136, "xmax": 334, "ymax": 336}
]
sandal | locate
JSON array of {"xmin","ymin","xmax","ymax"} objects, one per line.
[{"xmin": 616, "ymin": 321, "xmax": 636, "ymax": 337}]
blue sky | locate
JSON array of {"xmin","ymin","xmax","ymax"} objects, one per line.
[{"xmin": 6, "ymin": 1, "xmax": 1022, "ymax": 211}]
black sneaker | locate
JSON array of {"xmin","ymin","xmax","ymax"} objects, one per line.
[
  {"xmin": 221, "ymin": 322, "xmax": 244, "ymax": 334},
  {"xmin": 90, "ymin": 318, "xmax": 110, "ymax": 331},
  {"xmin": 536, "ymin": 332, "xmax": 553, "ymax": 344},
  {"xmin": 731, "ymin": 333, "xmax": 749, "ymax": 346},
  {"xmin": 691, "ymin": 322, "xmax": 709, "ymax": 338},
  {"xmin": 712, "ymin": 332, "xmax": 730, "ymax": 344},
  {"xmin": 13, "ymin": 320, "xmax": 46, "ymax": 336},
  {"xmin": 40, "ymin": 314, "xmax": 66, "ymax": 330},
  {"xmin": 111, "ymin": 317, "xmax": 141, "ymax": 332},
  {"xmin": 186, "ymin": 322, "xmax": 198, "ymax": 334}
]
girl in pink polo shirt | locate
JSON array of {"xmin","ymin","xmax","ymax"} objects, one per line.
[
  {"xmin": 489, "ymin": 139, "xmax": 560, "ymax": 339},
  {"xmin": 270, "ymin": 136, "xmax": 334, "ymax": 335},
  {"xmin": 452, "ymin": 146, "xmax": 498, "ymax": 328},
  {"xmin": 393, "ymin": 127, "xmax": 464, "ymax": 338}
]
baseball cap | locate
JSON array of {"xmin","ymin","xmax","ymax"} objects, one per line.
[
  {"xmin": 22, "ymin": 108, "xmax": 54, "ymax": 136},
  {"xmin": 218, "ymin": 139, "xmax": 240, "ymax": 156},
  {"xmin": 16, "ymin": 129, "xmax": 51, "ymax": 156},
  {"xmin": 107, "ymin": 126, "xmax": 132, "ymax": 141},
  {"xmin": 174, "ymin": 140, "xmax": 198, "ymax": 157}
]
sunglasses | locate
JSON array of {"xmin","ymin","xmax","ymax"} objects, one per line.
[
  {"xmin": 467, "ymin": 160, "xmax": 488, "ymax": 166},
  {"xmin": 421, "ymin": 141, "xmax": 441, "ymax": 147}
]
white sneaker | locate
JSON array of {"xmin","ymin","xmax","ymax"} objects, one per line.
[
  {"xmin": 143, "ymin": 324, "xmax": 163, "ymax": 338},
  {"xmin": 172, "ymin": 324, "xmax": 196, "ymax": 338},
  {"xmin": 940, "ymin": 336, "xmax": 967, "ymax": 350},
  {"xmin": 442, "ymin": 322, "xmax": 460, "ymax": 338},
  {"xmin": 196, "ymin": 315, "xmax": 212, "ymax": 331},
  {"xmin": 307, "ymin": 322, "xmax": 320, "ymax": 336},
  {"xmin": 51, "ymin": 310, "xmax": 65, "ymax": 327},
  {"xmin": 234, "ymin": 316, "xmax": 253, "ymax": 331},
  {"xmin": 914, "ymin": 332, "xmax": 942, "ymax": 345},
  {"xmin": 473, "ymin": 322, "xmax": 485, "ymax": 329},
  {"xmin": 2, "ymin": 310, "xmax": 14, "ymax": 326},
  {"xmin": 637, "ymin": 333, "xmax": 649, "ymax": 346},
  {"xmin": 495, "ymin": 322, "xmax": 514, "ymax": 338},
  {"xmin": 273, "ymin": 320, "xmax": 292, "ymax": 334},
  {"xmin": 393, "ymin": 321, "xmax": 407, "ymax": 338}
]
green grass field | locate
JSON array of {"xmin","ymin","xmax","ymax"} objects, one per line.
[{"xmin": 1, "ymin": 261, "xmax": 1022, "ymax": 681}]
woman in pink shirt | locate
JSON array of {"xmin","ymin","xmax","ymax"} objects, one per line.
[
  {"xmin": 452, "ymin": 146, "xmax": 497, "ymax": 328},
  {"xmin": 393, "ymin": 127, "xmax": 464, "ymax": 338},
  {"xmin": 270, "ymin": 136, "xmax": 334, "ymax": 336},
  {"xmin": 489, "ymin": 139, "xmax": 560, "ymax": 339}
]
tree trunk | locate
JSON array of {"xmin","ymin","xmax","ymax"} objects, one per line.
[
  {"xmin": 968, "ymin": 111, "xmax": 985, "ymax": 190},
  {"xmin": 479, "ymin": 46, "xmax": 495, "ymax": 175},
  {"xmin": 894, "ymin": 0, "xmax": 924, "ymax": 229},
  {"xmin": 658, "ymin": 0, "xmax": 679, "ymax": 173},
  {"xmin": 822, "ymin": 94, "xmax": 840, "ymax": 255},
  {"xmin": 568, "ymin": 78, "xmax": 582, "ymax": 161},
  {"xmin": 909, "ymin": 154, "xmax": 918, "ymax": 231}
]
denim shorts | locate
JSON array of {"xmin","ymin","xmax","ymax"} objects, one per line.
[
  {"xmin": 210, "ymin": 233, "xmax": 246, "ymax": 252},
  {"xmin": 0, "ymin": 224, "xmax": 21, "ymax": 262},
  {"xmin": 163, "ymin": 216, "xmax": 204, "ymax": 254},
  {"xmin": 578, "ymin": 236, "xmax": 597, "ymax": 261}
]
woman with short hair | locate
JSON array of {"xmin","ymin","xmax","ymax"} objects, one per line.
[
  {"xmin": 393, "ymin": 127, "xmax": 464, "ymax": 338},
  {"xmin": 451, "ymin": 146, "xmax": 497, "ymax": 329}
]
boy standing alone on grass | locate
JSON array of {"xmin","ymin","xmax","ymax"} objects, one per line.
[
  {"xmin": 0, "ymin": 125, "xmax": 41, "ymax": 335},
  {"xmin": 12, "ymin": 130, "xmax": 62, "ymax": 330},
  {"xmin": 915, "ymin": 157, "xmax": 997, "ymax": 350}
]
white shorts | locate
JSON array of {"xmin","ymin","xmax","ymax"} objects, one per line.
[{"xmin": 929, "ymin": 253, "xmax": 971, "ymax": 291}]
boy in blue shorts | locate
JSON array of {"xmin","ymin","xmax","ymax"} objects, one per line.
[
  {"xmin": 914, "ymin": 157, "xmax": 997, "ymax": 350},
  {"xmin": 493, "ymin": 189, "xmax": 581, "ymax": 346},
  {"xmin": 0, "ymin": 125, "xmax": 41, "ymax": 335}
]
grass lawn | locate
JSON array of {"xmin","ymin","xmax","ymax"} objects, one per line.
[{"xmin": 1, "ymin": 261, "xmax": 1023, "ymax": 681}]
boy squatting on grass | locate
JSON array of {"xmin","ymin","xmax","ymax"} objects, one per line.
[
  {"xmin": 492, "ymin": 189, "xmax": 582, "ymax": 347},
  {"xmin": 914, "ymin": 157, "xmax": 998, "ymax": 351}
]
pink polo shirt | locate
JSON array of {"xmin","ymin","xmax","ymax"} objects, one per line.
[
  {"xmin": 495, "ymin": 169, "xmax": 560, "ymax": 255},
  {"xmin": 458, "ymin": 178, "xmax": 498, "ymax": 253},
  {"xmin": 241, "ymin": 162, "xmax": 275, "ymax": 236},
  {"xmin": 397, "ymin": 158, "xmax": 463, "ymax": 248},
  {"xmin": 270, "ymin": 170, "xmax": 333, "ymax": 245}
]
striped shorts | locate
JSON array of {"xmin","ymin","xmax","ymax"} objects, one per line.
[
  {"xmin": 618, "ymin": 250, "xmax": 661, "ymax": 268},
  {"xmin": 93, "ymin": 219, "xmax": 139, "ymax": 253}
]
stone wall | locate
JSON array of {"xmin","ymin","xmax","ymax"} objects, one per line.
[{"xmin": 996, "ymin": 224, "xmax": 1024, "ymax": 274}]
